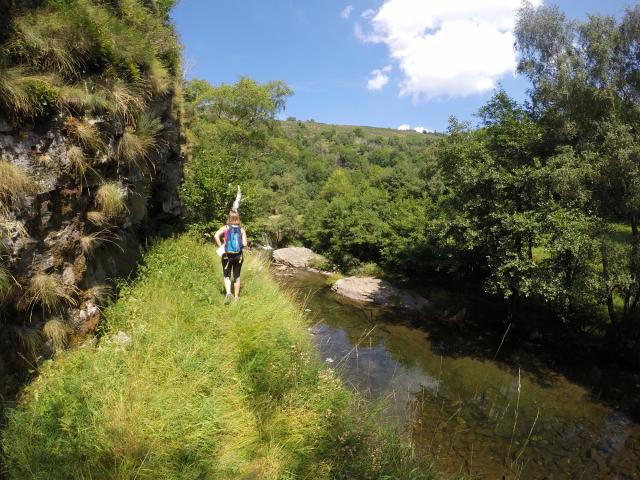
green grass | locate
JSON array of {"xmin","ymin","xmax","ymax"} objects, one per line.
[{"xmin": 2, "ymin": 234, "xmax": 434, "ymax": 480}]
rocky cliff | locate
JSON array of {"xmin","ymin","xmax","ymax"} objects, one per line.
[{"xmin": 0, "ymin": 0, "xmax": 184, "ymax": 388}]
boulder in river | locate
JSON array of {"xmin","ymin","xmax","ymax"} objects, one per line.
[
  {"xmin": 272, "ymin": 247, "xmax": 327, "ymax": 269},
  {"xmin": 332, "ymin": 276, "xmax": 431, "ymax": 311}
]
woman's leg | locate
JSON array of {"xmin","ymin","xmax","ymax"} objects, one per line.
[
  {"xmin": 233, "ymin": 254, "xmax": 243, "ymax": 300},
  {"xmin": 222, "ymin": 254, "xmax": 233, "ymax": 303}
]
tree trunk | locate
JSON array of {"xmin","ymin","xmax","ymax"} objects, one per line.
[
  {"xmin": 601, "ymin": 240, "xmax": 617, "ymax": 324},
  {"xmin": 627, "ymin": 215, "xmax": 640, "ymax": 319}
]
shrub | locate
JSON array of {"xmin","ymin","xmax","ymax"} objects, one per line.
[
  {"xmin": 94, "ymin": 182, "xmax": 125, "ymax": 219},
  {"xmin": 348, "ymin": 261, "xmax": 385, "ymax": 278}
]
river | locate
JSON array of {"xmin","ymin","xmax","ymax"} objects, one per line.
[{"xmin": 276, "ymin": 268, "xmax": 640, "ymax": 480}]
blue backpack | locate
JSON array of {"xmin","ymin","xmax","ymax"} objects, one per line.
[{"xmin": 225, "ymin": 225, "xmax": 242, "ymax": 253}]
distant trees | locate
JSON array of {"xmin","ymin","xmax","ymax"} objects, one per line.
[{"xmin": 181, "ymin": 5, "xmax": 640, "ymax": 360}]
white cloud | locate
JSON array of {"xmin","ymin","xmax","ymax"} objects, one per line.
[
  {"xmin": 361, "ymin": 9, "xmax": 376, "ymax": 19},
  {"xmin": 341, "ymin": 5, "xmax": 354, "ymax": 19},
  {"xmin": 357, "ymin": 0, "xmax": 543, "ymax": 99},
  {"xmin": 367, "ymin": 65, "xmax": 392, "ymax": 91},
  {"xmin": 397, "ymin": 124, "xmax": 433, "ymax": 133}
]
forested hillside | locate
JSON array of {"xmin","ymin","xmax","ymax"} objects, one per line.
[{"xmin": 183, "ymin": 4, "xmax": 640, "ymax": 365}]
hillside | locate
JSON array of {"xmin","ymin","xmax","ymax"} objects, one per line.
[{"xmin": 280, "ymin": 119, "xmax": 442, "ymax": 141}]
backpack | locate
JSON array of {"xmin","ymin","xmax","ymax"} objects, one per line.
[{"xmin": 225, "ymin": 225, "xmax": 242, "ymax": 253}]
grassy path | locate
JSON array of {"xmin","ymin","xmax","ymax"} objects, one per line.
[{"xmin": 2, "ymin": 235, "xmax": 433, "ymax": 480}]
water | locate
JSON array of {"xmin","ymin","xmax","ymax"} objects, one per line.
[{"xmin": 277, "ymin": 269, "xmax": 640, "ymax": 480}]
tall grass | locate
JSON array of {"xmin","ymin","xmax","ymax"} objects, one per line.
[
  {"xmin": 94, "ymin": 182, "xmax": 126, "ymax": 219},
  {"xmin": 2, "ymin": 235, "xmax": 434, "ymax": 480},
  {"xmin": 0, "ymin": 162, "xmax": 37, "ymax": 213},
  {"xmin": 19, "ymin": 273, "xmax": 76, "ymax": 314}
]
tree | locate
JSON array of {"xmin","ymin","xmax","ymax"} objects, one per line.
[{"xmin": 181, "ymin": 78, "xmax": 292, "ymax": 228}]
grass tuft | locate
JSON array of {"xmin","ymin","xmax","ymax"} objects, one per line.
[
  {"xmin": 64, "ymin": 117, "xmax": 105, "ymax": 153},
  {"xmin": 0, "ymin": 266, "xmax": 15, "ymax": 303},
  {"xmin": 0, "ymin": 162, "xmax": 37, "ymax": 212},
  {"xmin": 86, "ymin": 210, "xmax": 106, "ymax": 226},
  {"xmin": 94, "ymin": 182, "xmax": 126, "ymax": 219},
  {"xmin": 0, "ymin": 68, "xmax": 60, "ymax": 121},
  {"xmin": 11, "ymin": 326, "xmax": 43, "ymax": 364},
  {"xmin": 116, "ymin": 113, "xmax": 162, "ymax": 168},
  {"xmin": 21, "ymin": 273, "xmax": 76, "ymax": 314},
  {"xmin": 43, "ymin": 317, "xmax": 70, "ymax": 353},
  {"xmin": 109, "ymin": 79, "xmax": 147, "ymax": 123},
  {"xmin": 148, "ymin": 57, "xmax": 171, "ymax": 95},
  {"xmin": 80, "ymin": 230, "xmax": 122, "ymax": 256},
  {"xmin": 66, "ymin": 146, "xmax": 100, "ymax": 187}
]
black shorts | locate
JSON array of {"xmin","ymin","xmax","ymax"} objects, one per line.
[{"xmin": 222, "ymin": 252, "xmax": 243, "ymax": 280}]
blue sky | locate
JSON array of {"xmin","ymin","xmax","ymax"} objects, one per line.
[{"xmin": 172, "ymin": 0, "xmax": 634, "ymax": 132}]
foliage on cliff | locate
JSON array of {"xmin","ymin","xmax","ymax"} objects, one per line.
[
  {"xmin": 0, "ymin": 0, "xmax": 183, "ymax": 393},
  {"xmin": 2, "ymin": 235, "xmax": 433, "ymax": 480},
  {"xmin": 0, "ymin": 0, "xmax": 180, "ymax": 126}
]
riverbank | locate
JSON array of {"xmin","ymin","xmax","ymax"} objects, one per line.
[{"xmin": 1, "ymin": 235, "xmax": 434, "ymax": 479}]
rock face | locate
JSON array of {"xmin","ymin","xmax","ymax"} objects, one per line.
[
  {"xmin": 332, "ymin": 276, "xmax": 431, "ymax": 311},
  {"xmin": 0, "ymin": 95, "xmax": 183, "ymax": 366},
  {"xmin": 272, "ymin": 247, "xmax": 327, "ymax": 269}
]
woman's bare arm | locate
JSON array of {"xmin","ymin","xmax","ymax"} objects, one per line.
[
  {"xmin": 242, "ymin": 228, "xmax": 248, "ymax": 248},
  {"xmin": 214, "ymin": 226, "xmax": 225, "ymax": 247}
]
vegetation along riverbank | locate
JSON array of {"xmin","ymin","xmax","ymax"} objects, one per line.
[{"xmin": 1, "ymin": 234, "xmax": 436, "ymax": 479}]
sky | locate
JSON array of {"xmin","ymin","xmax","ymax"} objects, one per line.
[{"xmin": 172, "ymin": 0, "xmax": 635, "ymax": 132}]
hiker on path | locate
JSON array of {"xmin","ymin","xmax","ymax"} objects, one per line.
[{"xmin": 214, "ymin": 209, "xmax": 248, "ymax": 304}]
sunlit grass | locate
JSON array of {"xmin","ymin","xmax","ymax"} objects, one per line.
[
  {"xmin": 0, "ymin": 162, "xmax": 38, "ymax": 212},
  {"xmin": 94, "ymin": 182, "xmax": 126, "ymax": 219},
  {"xmin": 2, "ymin": 234, "xmax": 433, "ymax": 479},
  {"xmin": 20, "ymin": 273, "xmax": 76, "ymax": 314},
  {"xmin": 43, "ymin": 317, "xmax": 70, "ymax": 353}
]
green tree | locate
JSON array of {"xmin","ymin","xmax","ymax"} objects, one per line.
[{"xmin": 181, "ymin": 78, "xmax": 292, "ymax": 228}]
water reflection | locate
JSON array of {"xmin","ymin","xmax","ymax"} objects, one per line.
[{"xmin": 278, "ymin": 270, "xmax": 640, "ymax": 480}]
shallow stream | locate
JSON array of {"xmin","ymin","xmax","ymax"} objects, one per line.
[{"xmin": 277, "ymin": 269, "xmax": 640, "ymax": 480}]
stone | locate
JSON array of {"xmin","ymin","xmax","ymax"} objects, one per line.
[
  {"xmin": 62, "ymin": 264, "xmax": 76, "ymax": 286},
  {"xmin": 331, "ymin": 276, "xmax": 432, "ymax": 311},
  {"xmin": 0, "ymin": 118, "xmax": 12, "ymax": 133},
  {"xmin": 272, "ymin": 247, "xmax": 327, "ymax": 269}
]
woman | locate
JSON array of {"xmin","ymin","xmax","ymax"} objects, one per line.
[{"xmin": 214, "ymin": 210, "xmax": 248, "ymax": 304}]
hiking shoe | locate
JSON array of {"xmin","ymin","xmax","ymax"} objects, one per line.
[
  {"xmin": 224, "ymin": 293, "xmax": 232, "ymax": 305},
  {"xmin": 234, "ymin": 296, "xmax": 239, "ymax": 304}
]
